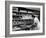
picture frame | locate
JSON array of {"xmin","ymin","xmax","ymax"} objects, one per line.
[{"xmin": 5, "ymin": 1, "xmax": 45, "ymax": 37}]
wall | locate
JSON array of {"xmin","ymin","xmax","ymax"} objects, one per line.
[{"xmin": 0, "ymin": 0, "xmax": 46, "ymax": 38}]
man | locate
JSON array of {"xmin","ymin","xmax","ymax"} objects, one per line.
[{"xmin": 31, "ymin": 15, "xmax": 40, "ymax": 30}]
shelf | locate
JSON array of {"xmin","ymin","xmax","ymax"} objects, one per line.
[{"xmin": 12, "ymin": 11, "xmax": 33, "ymax": 15}]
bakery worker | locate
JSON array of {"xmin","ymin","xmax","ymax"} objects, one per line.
[
  {"xmin": 32, "ymin": 15, "xmax": 40, "ymax": 30},
  {"xmin": 34, "ymin": 15, "xmax": 40, "ymax": 29}
]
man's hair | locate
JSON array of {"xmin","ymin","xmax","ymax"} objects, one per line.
[{"xmin": 32, "ymin": 15, "xmax": 35, "ymax": 18}]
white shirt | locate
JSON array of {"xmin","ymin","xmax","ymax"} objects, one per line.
[{"xmin": 34, "ymin": 17, "xmax": 40, "ymax": 29}]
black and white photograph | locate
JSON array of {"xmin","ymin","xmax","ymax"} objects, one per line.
[
  {"xmin": 12, "ymin": 7, "xmax": 40, "ymax": 31},
  {"xmin": 9, "ymin": 4, "xmax": 44, "ymax": 34},
  {"xmin": 5, "ymin": 1, "xmax": 45, "ymax": 37}
]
